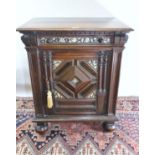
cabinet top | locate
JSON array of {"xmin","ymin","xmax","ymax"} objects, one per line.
[{"xmin": 16, "ymin": 17, "xmax": 133, "ymax": 32}]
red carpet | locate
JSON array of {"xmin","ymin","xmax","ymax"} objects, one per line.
[{"xmin": 16, "ymin": 97, "xmax": 139, "ymax": 155}]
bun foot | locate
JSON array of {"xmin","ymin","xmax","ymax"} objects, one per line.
[
  {"xmin": 103, "ymin": 123, "xmax": 115, "ymax": 131},
  {"xmin": 35, "ymin": 122, "xmax": 48, "ymax": 133}
]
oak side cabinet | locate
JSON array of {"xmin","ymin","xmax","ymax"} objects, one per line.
[{"xmin": 17, "ymin": 18, "xmax": 133, "ymax": 132}]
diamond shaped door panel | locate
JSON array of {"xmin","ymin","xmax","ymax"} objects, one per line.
[
  {"xmin": 53, "ymin": 59, "xmax": 97, "ymax": 100},
  {"xmin": 53, "ymin": 58, "xmax": 98, "ymax": 114},
  {"xmin": 40, "ymin": 50, "xmax": 113, "ymax": 115}
]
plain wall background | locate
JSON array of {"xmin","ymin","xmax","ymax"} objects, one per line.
[{"xmin": 16, "ymin": 0, "xmax": 138, "ymax": 96}]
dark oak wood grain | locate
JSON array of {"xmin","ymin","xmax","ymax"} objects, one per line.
[{"xmin": 17, "ymin": 18, "xmax": 132, "ymax": 132}]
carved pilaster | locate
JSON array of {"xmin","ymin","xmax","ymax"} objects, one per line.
[
  {"xmin": 43, "ymin": 51, "xmax": 50, "ymax": 90},
  {"xmin": 97, "ymin": 51, "xmax": 112, "ymax": 114},
  {"xmin": 42, "ymin": 51, "xmax": 55, "ymax": 111},
  {"xmin": 47, "ymin": 52, "xmax": 54, "ymax": 91},
  {"xmin": 43, "ymin": 51, "xmax": 54, "ymax": 91}
]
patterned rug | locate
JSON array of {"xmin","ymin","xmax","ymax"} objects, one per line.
[{"xmin": 16, "ymin": 97, "xmax": 139, "ymax": 155}]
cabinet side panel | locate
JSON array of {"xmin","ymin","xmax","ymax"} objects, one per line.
[
  {"xmin": 27, "ymin": 49, "xmax": 45, "ymax": 116},
  {"xmin": 108, "ymin": 47, "xmax": 123, "ymax": 114}
]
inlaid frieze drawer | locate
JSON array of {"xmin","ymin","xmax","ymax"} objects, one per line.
[{"xmin": 37, "ymin": 31, "xmax": 114, "ymax": 45}]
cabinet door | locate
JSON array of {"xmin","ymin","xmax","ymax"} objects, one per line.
[{"xmin": 40, "ymin": 49, "xmax": 113, "ymax": 115}]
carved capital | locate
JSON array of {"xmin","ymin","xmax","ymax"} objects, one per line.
[
  {"xmin": 114, "ymin": 32, "xmax": 128, "ymax": 45},
  {"xmin": 21, "ymin": 32, "xmax": 37, "ymax": 47},
  {"xmin": 98, "ymin": 51, "xmax": 111, "ymax": 66}
]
